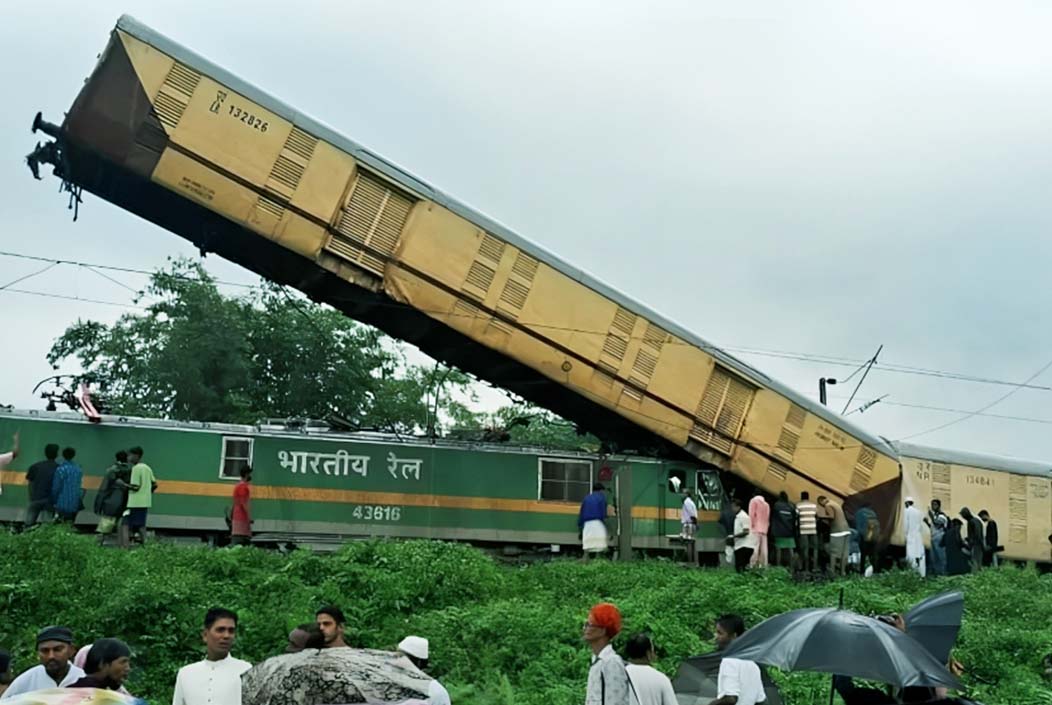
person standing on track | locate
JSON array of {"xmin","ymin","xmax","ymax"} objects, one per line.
[
  {"xmin": 818, "ymin": 496, "xmax": 850, "ymax": 577},
  {"xmin": 730, "ymin": 497, "xmax": 754, "ymax": 573},
  {"xmin": 50, "ymin": 447, "xmax": 84, "ymax": 523},
  {"xmin": 853, "ymin": 501, "xmax": 880, "ymax": 575},
  {"xmin": 124, "ymin": 446, "xmax": 157, "ymax": 546},
  {"xmin": 770, "ymin": 492, "xmax": 797, "ymax": 569},
  {"xmin": 796, "ymin": 492, "xmax": 819, "ymax": 572},
  {"xmin": 960, "ymin": 507, "xmax": 984, "ymax": 573},
  {"xmin": 579, "ymin": 483, "xmax": 610, "ymax": 560},
  {"xmin": 23, "ymin": 442, "xmax": 58, "ymax": 528},
  {"xmin": 926, "ymin": 499, "xmax": 949, "ymax": 576},
  {"xmin": 903, "ymin": 497, "xmax": 926, "ymax": 577},
  {"xmin": 231, "ymin": 466, "xmax": 252, "ymax": 546},
  {"xmin": 748, "ymin": 491, "xmax": 770, "ymax": 569},
  {"xmin": 94, "ymin": 450, "xmax": 133, "ymax": 547},
  {"xmin": 979, "ymin": 510, "xmax": 999, "ymax": 568},
  {"xmin": 681, "ymin": 486, "xmax": 698, "ymax": 564}
]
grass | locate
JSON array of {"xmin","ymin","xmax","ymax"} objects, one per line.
[{"xmin": 0, "ymin": 527, "xmax": 1049, "ymax": 704}]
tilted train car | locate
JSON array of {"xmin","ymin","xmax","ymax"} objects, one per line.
[
  {"xmin": 0, "ymin": 409, "xmax": 727, "ymax": 553},
  {"xmin": 892, "ymin": 442, "xmax": 1052, "ymax": 563},
  {"xmin": 27, "ymin": 16, "xmax": 902, "ymax": 521}
]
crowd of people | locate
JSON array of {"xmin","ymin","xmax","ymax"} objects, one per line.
[
  {"xmin": 0, "ymin": 606, "xmax": 450, "ymax": 705},
  {"xmin": 683, "ymin": 487, "xmax": 1004, "ymax": 577},
  {"xmin": 0, "ymin": 432, "xmax": 256, "ymax": 547},
  {"xmin": 581, "ymin": 601, "xmax": 764, "ymax": 705}
]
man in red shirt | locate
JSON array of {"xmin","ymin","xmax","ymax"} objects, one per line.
[{"xmin": 231, "ymin": 466, "xmax": 252, "ymax": 545}]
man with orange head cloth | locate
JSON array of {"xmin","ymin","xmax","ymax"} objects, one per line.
[{"xmin": 582, "ymin": 602, "xmax": 631, "ymax": 704}]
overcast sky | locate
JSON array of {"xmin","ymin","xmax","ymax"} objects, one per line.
[{"xmin": 2, "ymin": 1, "xmax": 1050, "ymax": 460}]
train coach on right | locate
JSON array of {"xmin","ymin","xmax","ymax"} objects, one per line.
[{"xmin": 892, "ymin": 441, "xmax": 1052, "ymax": 563}]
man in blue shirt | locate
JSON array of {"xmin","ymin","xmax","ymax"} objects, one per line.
[
  {"xmin": 578, "ymin": 483, "xmax": 609, "ymax": 558},
  {"xmin": 51, "ymin": 447, "xmax": 83, "ymax": 522}
]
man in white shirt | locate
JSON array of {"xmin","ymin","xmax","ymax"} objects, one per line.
[
  {"xmin": 397, "ymin": 635, "xmax": 451, "ymax": 705},
  {"xmin": 172, "ymin": 608, "xmax": 251, "ymax": 705},
  {"xmin": 730, "ymin": 498, "xmax": 755, "ymax": 573},
  {"xmin": 624, "ymin": 633, "xmax": 676, "ymax": 705},
  {"xmin": 708, "ymin": 615, "xmax": 765, "ymax": 705},
  {"xmin": 1, "ymin": 626, "xmax": 85, "ymax": 699},
  {"xmin": 681, "ymin": 487, "xmax": 699, "ymax": 564},
  {"xmin": 582, "ymin": 602, "xmax": 631, "ymax": 705},
  {"xmin": 903, "ymin": 498, "xmax": 926, "ymax": 577}
]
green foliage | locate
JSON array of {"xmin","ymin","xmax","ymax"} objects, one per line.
[
  {"xmin": 3, "ymin": 528, "xmax": 1050, "ymax": 705},
  {"xmin": 449, "ymin": 403, "xmax": 601, "ymax": 452},
  {"xmin": 45, "ymin": 258, "xmax": 474, "ymax": 432}
]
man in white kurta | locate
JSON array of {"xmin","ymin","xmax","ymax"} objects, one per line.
[
  {"xmin": 172, "ymin": 609, "xmax": 251, "ymax": 705},
  {"xmin": 903, "ymin": 498, "xmax": 926, "ymax": 577}
]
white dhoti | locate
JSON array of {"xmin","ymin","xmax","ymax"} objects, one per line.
[
  {"xmin": 582, "ymin": 519, "xmax": 609, "ymax": 553},
  {"xmin": 908, "ymin": 538, "xmax": 925, "ymax": 576}
]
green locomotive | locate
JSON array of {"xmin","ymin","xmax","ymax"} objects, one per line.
[{"xmin": 0, "ymin": 409, "xmax": 726, "ymax": 555}]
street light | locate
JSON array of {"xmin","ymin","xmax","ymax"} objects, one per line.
[{"xmin": 819, "ymin": 378, "xmax": 837, "ymax": 405}]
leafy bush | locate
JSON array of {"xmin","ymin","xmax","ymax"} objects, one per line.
[{"xmin": 1, "ymin": 527, "xmax": 1050, "ymax": 704}]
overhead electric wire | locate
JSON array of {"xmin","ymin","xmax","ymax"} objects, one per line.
[
  {"xmin": 0, "ymin": 261, "xmax": 59, "ymax": 290},
  {"xmin": 1, "ymin": 250, "xmax": 1049, "ymax": 392},
  {"xmin": 832, "ymin": 395, "xmax": 1052, "ymax": 426},
  {"xmin": 897, "ymin": 357, "xmax": 1052, "ymax": 441},
  {"xmin": 1, "ymin": 287, "xmax": 148, "ymax": 309},
  {"xmin": 3, "ymin": 247, "xmax": 1050, "ymax": 447}
]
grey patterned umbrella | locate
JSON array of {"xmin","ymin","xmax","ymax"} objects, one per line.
[
  {"xmin": 241, "ymin": 647, "xmax": 432, "ymax": 705},
  {"xmin": 904, "ymin": 590, "xmax": 964, "ymax": 665},
  {"xmin": 721, "ymin": 608, "xmax": 962, "ymax": 689}
]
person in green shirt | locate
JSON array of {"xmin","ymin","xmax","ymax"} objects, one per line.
[{"xmin": 123, "ymin": 446, "xmax": 157, "ymax": 547}]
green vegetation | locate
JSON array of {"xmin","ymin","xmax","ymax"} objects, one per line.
[
  {"xmin": 1, "ymin": 529, "xmax": 1050, "ymax": 704},
  {"xmin": 44, "ymin": 258, "xmax": 595, "ymax": 450}
]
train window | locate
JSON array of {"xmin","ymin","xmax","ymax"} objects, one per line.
[
  {"xmin": 538, "ymin": 458, "xmax": 593, "ymax": 502},
  {"xmin": 695, "ymin": 469, "xmax": 724, "ymax": 511},
  {"xmin": 220, "ymin": 436, "xmax": 254, "ymax": 480}
]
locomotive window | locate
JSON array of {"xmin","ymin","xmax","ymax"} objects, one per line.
[
  {"xmin": 538, "ymin": 458, "xmax": 593, "ymax": 502},
  {"xmin": 220, "ymin": 436, "xmax": 254, "ymax": 480}
]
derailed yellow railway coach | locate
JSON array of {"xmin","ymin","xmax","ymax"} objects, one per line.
[
  {"xmin": 893, "ymin": 442, "xmax": 1052, "ymax": 563},
  {"xmin": 27, "ymin": 17, "xmax": 901, "ymax": 515}
]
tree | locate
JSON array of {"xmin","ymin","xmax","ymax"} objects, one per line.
[
  {"xmin": 448, "ymin": 403, "xmax": 601, "ymax": 452},
  {"xmin": 47, "ymin": 258, "xmax": 474, "ymax": 430}
]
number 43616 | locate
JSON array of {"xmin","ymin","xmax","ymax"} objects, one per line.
[{"xmin": 353, "ymin": 505, "xmax": 401, "ymax": 521}]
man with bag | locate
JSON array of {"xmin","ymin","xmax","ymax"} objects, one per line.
[{"xmin": 95, "ymin": 450, "xmax": 133, "ymax": 546}]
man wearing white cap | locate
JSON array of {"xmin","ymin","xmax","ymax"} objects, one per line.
[
  {"xmin": 398, "ymin": 636, "xmax": 451, "ymax": 705},
  {"xmin": 903, "ymin": 497, "xmax": 926, "ymax": 577}
]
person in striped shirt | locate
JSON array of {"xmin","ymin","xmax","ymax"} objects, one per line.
[{"xmin": 796, "ymin": 492, "xmax": 819, "ymax": 572}]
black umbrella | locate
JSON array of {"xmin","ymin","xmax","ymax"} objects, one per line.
[
  {"xmin": 721, "ymin": 608, "xmax": 962, "ymax": 690},
  {"xmin": 905, "ymin": 590, "xmax": 964, "ymax": 665},
  {"xmin": 672, "ymin": 652, "xmax": 783, "ymax": 705}
]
